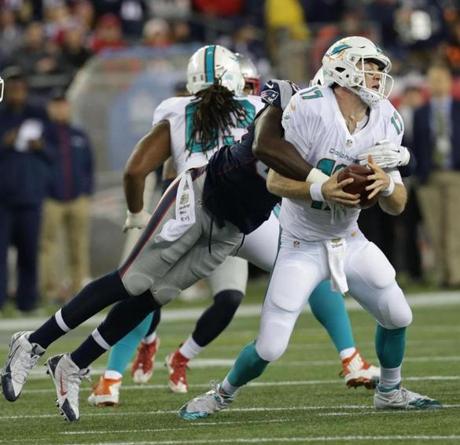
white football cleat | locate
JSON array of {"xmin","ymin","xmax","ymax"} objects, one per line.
[
  {"xmin": 179, "ymin": 383, "xmax": 235, "ymax": 420},
  {"xmin": 1, "ymin": 331, "xmax": 45, "ymax": 401},
  {"xmin": 340, "ymin": 350, "xmax": 380, "ymax": 389},
  {"xmin": 46, "ymin": 354, "xmax": 90, "ymax": 421},
  {"xmin": 87, "ymin": 375, "xmax": 121, "ymax": 407},
  {"xmin": 374, "ymin": 384, "xmax": 442, "ymax": 410}
]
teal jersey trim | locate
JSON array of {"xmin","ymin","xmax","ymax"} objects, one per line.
[{"xmin": 205, "ymin": 46, "xmax": 216, "ymax": 83}]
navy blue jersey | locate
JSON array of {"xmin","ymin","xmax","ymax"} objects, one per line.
[
  {"xmin": 202, "ymin": 80, "xmax": 299, "ymax": 234},
  {"xmin": 202, "ymin": 123, "xmax": 278, "ymax": 234}
]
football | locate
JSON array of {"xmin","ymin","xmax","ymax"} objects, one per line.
[{"xmin": 337, "ymin": 164, "xmax": 378, "ymax": 209}]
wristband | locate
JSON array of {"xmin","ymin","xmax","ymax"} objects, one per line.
[
  {"xmin": 310, "ymin": 183, "xmax": 325, "ymax": 201},
  {"xmin": 381, "ymin": 175, "xmax": 395, "ymax": 197},
  {"xmin": 306, "ymin": 167, "xmax": 329, "ymax": 184}
]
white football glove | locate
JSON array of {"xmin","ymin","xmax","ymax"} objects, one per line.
[
  {"xmin": 123, "ymin": 209, "xmax": 151, "ymax": 232},
  {"xmin": 358, "ymin": 140, "xmax": 410, "ymax": 169}
]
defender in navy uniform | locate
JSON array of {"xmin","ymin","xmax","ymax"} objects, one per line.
[{"xmin": 1, "ymin": 80, "xmax": 411, "ymax": 422}]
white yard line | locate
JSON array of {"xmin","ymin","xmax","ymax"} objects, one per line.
[
  {"xmin": 24, "ymin": 354, "xmax": 460, "ymax": 381},
  {"xmin": 0, "ymin": 403, "xmax": 459, "ymax": 421},
  {"xmin": 55, "ymin": 436, "xmax": 460, "ymax": 445},
  {"xmin": 4, "ymin": 437, "xmax": 460, "ymax": 445},
  {"xmin": 0, "ymin": 292, "xmax": 459, "ymax": 331}
]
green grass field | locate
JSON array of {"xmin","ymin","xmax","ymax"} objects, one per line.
[{"xmin": 0, "ymin": 285, "xmax": 459, "ymax": 445}]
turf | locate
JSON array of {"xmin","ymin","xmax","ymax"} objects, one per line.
[{"xmin": 0, "ymin": 287, "xmax": 459, "ymax": 445}]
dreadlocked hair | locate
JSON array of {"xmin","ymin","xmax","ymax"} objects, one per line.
[{"xmin": 186, "ymin": 83, "xmax": 249, "ymax": 155}]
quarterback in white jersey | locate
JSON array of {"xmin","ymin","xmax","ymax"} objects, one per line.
[
  {"xmin": 280, "ymin": 84, "xmax": 403, "ymax": 241},
  {"xmin": 179, "ymin": 36, "xmax": 441, "ymax": 420}
]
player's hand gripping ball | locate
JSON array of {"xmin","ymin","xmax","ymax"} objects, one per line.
[{"xmin": 337, "ymin": 164, "xmax": 379, "ymax": 209}]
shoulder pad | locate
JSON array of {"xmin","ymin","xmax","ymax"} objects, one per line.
[{"xmin": 260, "ymin": 79, "xmax": 300, "ymax": 111}]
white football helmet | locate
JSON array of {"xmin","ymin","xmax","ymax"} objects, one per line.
[
  {"xmin": 310, "ymin": 68, "xmax": 324, "ymax": 86},
  {"xmin": 321, "ymin": 36, "xmax": 394, "ymax": 106},
  {"xmin": 186, "ymin": 45, "xmax": 245, "ymax": 96},
  {"xmin": 0, "ymin": 76, "xmax": 3, "ymax": 102},
  {"xmin": 236, "ymin": 53, "xmax": 260, "ymax": 94}
]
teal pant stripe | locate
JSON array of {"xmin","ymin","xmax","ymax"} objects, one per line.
[
  {"xmin": 107, "ymin": 312, "xmax": 153, "ymax": 374},
  {"xmin": 226, "ymin": 342, "xmax": 268, "ymax": 388},
  {"xmin": 375, "ymin": 325, "xmax": 406, "ymax": 368},
  {"xmin": 309, "ymin": 280, "xmax": 355, "ymax": 352},
  {"xmin": 205, "ymin": 45, "xmax": 216, "ymax": 83}
]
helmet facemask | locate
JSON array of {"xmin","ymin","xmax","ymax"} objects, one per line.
[{"xmin": 0, "ymin": 77, "xmax": 4, "ymax": 102}]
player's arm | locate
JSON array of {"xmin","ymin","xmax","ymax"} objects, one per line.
[
  {"xmin": 124, "ymin": 120, "xmax": 171, "ymax": 213},
  {"xmin": 253, "ymin": 106, "xmax": 312, "ymax": 181},
  {"xmin": 267, "ymin": 169, "xmax": 360, "ymax": 206},
  {"xmin": 366, "ymin": 156, "xmax": 407, "ymax": 215}
]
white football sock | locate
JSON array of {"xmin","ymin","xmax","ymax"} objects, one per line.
[
  {"xmin": 142, "ymin": 332, "xmax": 157, "ymax": 345},
  {"xmin": 104, "ymin": 370, "xmax": 122, "ymax": 380},
  {"xmin": 379, "ymin": 365, "xmax": 401, "ymax": 389},
  {"xmin": 339, "ymin": 347, "xmax": 357, "ymax": 360},
  {"xmin": 221, "ymin": 377, "xmax": 239, "ymax": 396},
  {"xmin": 179, "ymin": 335, "xmax": 204, "ymax": 360}
]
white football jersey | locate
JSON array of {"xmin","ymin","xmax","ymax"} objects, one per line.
[
  {"xmin": 152, "ymin": 94, "xmax": 263, "ymax": 174},
  {"xmin": 281, "ymin": 85, "xmax": 404, "ymax": 241}
]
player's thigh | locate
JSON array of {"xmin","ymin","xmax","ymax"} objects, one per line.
[
  {"xmin": 346, "ymin": 238, "xmax": 412, "ymax": 329},
  {"xmin": 207, "ymin": 256, "xmax": 248, "ymax": 295},
  {"xmin": 237, "ymin": 211, "xmax": 280, "ymax": 272},
  {"xmin": 256, "ymin": 243, "xmax": 327, "ymax": 361},
  {"xmin": 119, "ymin": 171, "xmax": 204, "ymax": 297},
  {"xmin": 159, "ymin": 225, "xmax": 244, "ymax": 304}
]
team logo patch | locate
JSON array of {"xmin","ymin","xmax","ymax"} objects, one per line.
[{"xmin": 261, "ymin": 89, "xmax": 279, "ymax": 105}]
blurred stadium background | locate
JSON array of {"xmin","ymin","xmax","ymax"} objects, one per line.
[{"xmin": 2, "ymin": 0, "xmax": 460, "ymax": 307}]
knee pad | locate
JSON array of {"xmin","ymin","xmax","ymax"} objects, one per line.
[
  {"xmin": 255, "ymin": 336, "xmax": 288, "ymax": 362},
  {"xmin": 155, "ymin": 285, "xmax": 181, "ymax": 305},
  {"xmin": 121, "ymin": 271, "xmax": 154, "ymax": 296},
  {"xmin": 214, "ymin": 289, "xmax": 244, "ymax": 312},
  {"xmin": 255, "ymin": 314, "xmax": 292, "ymax": 362},
  {"xmin": 379, "ymin": 284, "xmax": 413, "ymax": 329}
]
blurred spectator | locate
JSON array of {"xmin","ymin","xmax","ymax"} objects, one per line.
[
  {"xmin": 171, "ymin": 20, "xmax": 191, "ymax": 44},
  {"xmin": 0, "ymin": 67, "xmax": 51, "ymax": 313},
  {"xmin": 443, "ymin": 19, "xmax": 460, "ymax": 75},
  {"xmin": 9, "ymin": 21, "xmax": 62, "ymax": 77},
  {"xmin": 142, "ymin": 18, "xmax": 172, "ymax": 47},
  {"xmin": 413, "ymin": 63, "xmax": 460, "ymax": 287},
  {"xmin": 119, "ymin": 0, "xmax": 148, "ymax": 39},
  {"xmin": 0, "ymin": 8, "xmax": 22, "ymax": 64},
  {"xmin": 90, "ymin": 13, "xmax": 127, "ymax": 54},
  {"xmin": 42, "ymin": 0, "xmax": 72, "ymax": 43},
  {"xmin": 60, "ymin": 23, "xmax": 92, "ymax": 74},
  {"xmin": 397, "ymin": 83, "xmax": 425, "ymax": 283},
  {"xmin": 40, "ymin": 91, "xmax": 94, "ymax": 302},
  {"xmin": 265, "ymin": 0, "xmax": 308, "ymax": 42},
  {"xmin": 193, "ymin": 0, "xmax": 243, "ymax": 17},
  {"xmin": 72, "ymin": 0, "xmax": 95, "ymax": 32},
  {"xmin": 302, "ymin": 0, "xmax": 345, "ymax": 24}
]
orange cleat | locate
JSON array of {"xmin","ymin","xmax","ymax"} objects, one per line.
[
  {"xmin": 87, "ymin": 375, "xmax": 121, "ymax": 406},
  {"xmin": 165, "ymin": 350, "xmax": 189, "ymax": 393},
  {"xmin": 340, "ymin": 350, "xmax": 380, "ymax": 389},
  {"xmin": 131, "ymin": 337, "xmax": 160, "ymax": 384}
]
